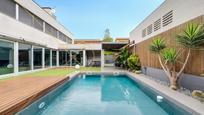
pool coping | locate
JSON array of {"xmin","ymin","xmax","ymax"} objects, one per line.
[
  {"xmin": 1, "ymin": 70, "xmax": 204, "ymax": 115},
  {"xmin": 81, "ymin": 70, "xmax": 204, "ymax": 115}
]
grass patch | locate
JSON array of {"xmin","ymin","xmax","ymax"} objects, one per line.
[{"xmin": 0, "ymin": 67, "xmax": 101, "ymax": 81}]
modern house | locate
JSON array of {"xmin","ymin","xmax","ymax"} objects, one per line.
[
  {"xmin": 0, "ymin": 0, "xmax": 74, "ymax": 77},
  {"xmin": 0, "ymin": 0, "xmax": 128, "ymax": 77},
  {"xmin": 130, "ymin": 0, "xmax": 204, "ymax": 91}
]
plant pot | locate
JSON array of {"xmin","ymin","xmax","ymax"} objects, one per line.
[
  {"xmin": 200, "ymin": 74, "xmax": 204, "ymax": 77},
  {"xmin": 170, "ymin": 85, "xmax": 177, "ymax": 90},
  {"xmin": 135, "ymin": 70, "xmax": 142, "ymax": 74}
]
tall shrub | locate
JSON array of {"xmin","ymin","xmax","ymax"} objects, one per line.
[{"xmin": 127, "ymin": 54, "xmax": 141, "ymax": 71}]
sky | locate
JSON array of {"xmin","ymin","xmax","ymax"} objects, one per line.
[{"xmin": 35, "ymin": 0, "xmax": 165, "ymax": 39}]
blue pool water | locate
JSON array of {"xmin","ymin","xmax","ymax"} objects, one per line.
[
  {"xmin": 18, "ymin": 74, "xmax": 193, "ymax": 115},
  {"xmin": 40, "ymin": 74, "xmax": 168, "ymax": 115}
]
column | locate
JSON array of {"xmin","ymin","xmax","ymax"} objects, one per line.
[
  {"xmin": 15, "ymin": 4, "xmax": 19, "ymax": 20},
  {"xmin": 50, "ymin": 49, "xmax": 52, "ymax": 67},
  {"xmin": 14, "ymin": 42, "xmax": 19, "ymax": 74},
  {"xmin": 65, "ymin": 51, "xmax": 68, "ymax": 65},
  {"xmin": 101, "ymin": 49, "xmax": 104, "ymax": 68},
  {"xmin": 56, "ymin": 50, "xmax": 59, "ymax": 66},
  {"xmin": 43, "ymin": 22, "xmax": 46, "ymax": 32},
  {"xmin": 42, "ymin": 48, "xmax": 45, "ymax": 68},
  {"xmin": 31, "ymin": 46, "xmax": 34, "ymax": 70},
  {"xmin": 83, "ymin": 50, "xmax": 86, "ymax": 67},
  {"xmin": 70, "ymin": 50, "xmax": 72, "ymax": 66}
]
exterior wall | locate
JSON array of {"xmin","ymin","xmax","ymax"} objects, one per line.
[
  {"xmin": 66, "ymin": 44, "xmax": 102, "ymax": 50},
  {"xmin": 115, "ymin": 38, "xmax": 129, "ymax": 43},
  {"xmin": 0, "ymin": 0, "xmax": 74, "ymax": 78},
  {"xmin": 130, "ymin": 0, "xmax": 204, "ymax": 44},
  {"xmin": 0, "ymin": 0, "xmax": 73, "ymax": 49},
  {"xmin": 0, "ymin": 13, "xmax": 62, "ymax": 49},
  {"xmin": 74, "ymin": 39, "xmax": 102, "ymax": 44},
  {"xmin": 134, "ymin": 16, "xmax": 204, "ymax": 76},
  {"xmin": 14, "ymin": 0, "xmax": 73, "ymax": 39},
  {"xmin": 142, "ymin": 67, "xmax": 204, "ymax": 92}
]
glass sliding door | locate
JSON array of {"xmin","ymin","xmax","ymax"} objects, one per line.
[
  {"xmin": 33, "ymin": 46, "xmax": 42, "ymax": 69},
  {"xmin": 66, "ymin": 51, "xmax": 70, "ymax": 66},
  {"xmin": 0, "ymin": 40, "xmax": 14, "ymax": 75},
  {"xmin": 52, "ymin": 51, "xmax": 56, "ymax": 66},
  {"xmin": 18, "ymin": 43, "xmax": 32, "ymax": 72},
  {"xmin": 71, "ymin": 50, "xmax": 83, "ymax": 66},
  {"xmin": 45, "ymin": 49, "xmax": 50, "ymax": 67},
  {"xmin": 59, "ymin": 51, "xmax": 70, "ymax": 66}
]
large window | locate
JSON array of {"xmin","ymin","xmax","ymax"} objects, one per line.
[
  {"xmin": 0, "ymin": 40, "xmax": 14, "ymax": 75},
  {"xmin": 0, "ymin": 0, "xmax": 16, "ymax": 18},
  {"xmin": 18, "ymin": 43, "xmax": 32, "ymax": 72},
  {"xmin": 19, "ymin": 6, "xmax": 43, "ymax": 31},
  {"xmin": 52, "ymin": 51, "xmax": 57, "ymax": 66},
  {"xmin": 59, "ymin": 51, "xmax": 70, "ymax": 66},
  {"xmin": 71, "ymin": 50, "xmax": 83, "ymax": 66},
  {"xmin": 45, "ymin": 23, "xmax": 57, "ymax": 38},
  {"xmin": 45, "ymin": 49, "xmax": 50, "ymax": 67},
  {"xmin": 33, "ymin": 46, "xmax": 42, "ymax": 69}
]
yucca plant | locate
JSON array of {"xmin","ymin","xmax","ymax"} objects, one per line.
[
  {"xmin": 176, "ymin": 23, "xmax": 204, "ymax": 78},
  {"xmin": 149, "ymin": 23, "xmax": 204, "ymax": 90},
  {"xmin": 149, "ymin": 37, "xmax": 166, "ymax": 53}
]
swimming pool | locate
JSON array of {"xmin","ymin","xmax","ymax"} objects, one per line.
[{"xmin": 17, "ymin": 74, "xmax": 193, "ymax": 115}]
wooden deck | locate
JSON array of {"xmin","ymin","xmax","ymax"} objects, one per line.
[{"xmin": 0, "ymin": 76, "xmax": 69, "ymax": 115}]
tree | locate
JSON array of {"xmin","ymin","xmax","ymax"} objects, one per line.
[
  {"xmin": 149, "ymin": 23, "xmax": 204, "ymax": 90},
  {"xmin": 103, "ymin": 28, "xmax": 113, "ymax": 42}
]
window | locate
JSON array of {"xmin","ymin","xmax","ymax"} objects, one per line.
[
  {"xmin": 71, "ymin": 50, "xmax": 83, "ymax": 66},
  {"xmin": 33, "ymin": 46, "xmax": 42, "ymax": 69},
  {"xmin": 19, "ymin": 6, "xmax": 33, "ymax": 26},
  {"xmin": 154, "ymin": 19, "xmax": 161, "ymax": 31},
  {"xmin": 19, "ymin": 6, "xmax": 43, "ymax": 31},
  {"xmin": 52, "ymin": 51, "xmax": 57, "ymax": 66},
  {"xmin": 162, "ymin": 10, "xmax": 173, "ymax": 27},
  {"xmin": 0, "ymin": 0, "xmax": 16, "ymax": 18},
  {"xmin": 59, "ymin": 32, "xmax": 66, "ymax": 42},
  {"xmin": 0, "ymin": 39, "xmax": 14, "ymax": 75},
  {"xmin": 45, "ymin": 49, "xmax": 50, "ymax": 67},
  {"xmin": 59, "ymin": 51, "xmax": 70, "ymax": 66},
  {"xmin": 45, "ymin": 23, "xmax": 57, "ymax": 38},
  {"xmin": 147, "ymin": 24, "xmax": 152, "ymax": 35},
  {"xmin": 66, "ymin": 37, "xmax": 72, "ymax": 44},
  {"xmin": 142, "ymin": 29, "xmax": 146, "ymax": 38},
  {"xmin": 33, "ymin": 16, "xmax": 44, "ymax": 31},
  {"xmin": 18, "ymin": 43, "xmax": 32, "ymax": 72}
]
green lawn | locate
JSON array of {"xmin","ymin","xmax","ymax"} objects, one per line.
[{"xmin": 0, "ymin": 67, "xmax": 101, "ymax": 81}]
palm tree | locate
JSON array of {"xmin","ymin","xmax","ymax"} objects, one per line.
[{"xmin": 149, "ymin": 23, "xmax": 204, "ymax": 90}]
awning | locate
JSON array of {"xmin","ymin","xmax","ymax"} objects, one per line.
[{"xmin": 102, "ymin": 42, "xmax": 127, "ymax": 51}]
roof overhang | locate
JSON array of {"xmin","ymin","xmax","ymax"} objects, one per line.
[{"xmin": 102, "ymin": 42, "xmax": 128, "ymax": 51}]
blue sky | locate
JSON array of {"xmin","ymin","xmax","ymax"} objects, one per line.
[{"xmin": 35, "ymin": 0, "xmax": 164, "ymax": 39}]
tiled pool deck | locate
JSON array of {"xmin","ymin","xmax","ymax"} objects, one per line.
[{"xmin": 0, "ymin": 67, "xmax": 203, "ymax": 114}]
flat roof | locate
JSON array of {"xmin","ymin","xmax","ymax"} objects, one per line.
[{"xmin": 102, "ymin": 42, "xmax": 127, "ymax": 50}]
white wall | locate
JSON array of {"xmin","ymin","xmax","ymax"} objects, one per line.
[
  {"xmin": 15, "ymin": 0, "xmax": 74, "ymax": 40},
  {"xmin": 130, "ymin": 0, "xmax": 204, "ymax": 44},
  {"xmin": 65, "ymin": 44, "xmax": 102, "ymax": 50},
  {"xmin": 0, "ymin": 13, "xmax": 65, "ymax": 49}
]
